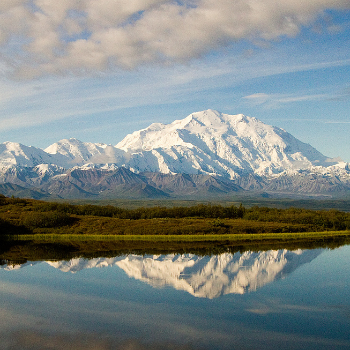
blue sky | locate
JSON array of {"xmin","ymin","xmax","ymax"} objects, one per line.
[{"xmin": 0, "ymin": 1, "xmax": 349, "ymax": 161}]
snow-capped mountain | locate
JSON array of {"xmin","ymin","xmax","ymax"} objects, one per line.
[
  {"xmin": 45, "ymin": 138, "xmax": 126, "ymax": 167},
  {"xmin": 0, "ymin": 141, "xmax": 66, "ymax": 170},
  {"xmin": 2, "ymin": 250, "xmax": 322, "ymax": 298},
  {"xmin": 116, "ymin": 109, "xmax": 334, "ymax": 177},
  {"xmin": 0, "ymin": 110, "xmax": 349, "ymax": 198}
]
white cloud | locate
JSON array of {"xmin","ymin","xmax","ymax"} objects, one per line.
[
  {"xmin": 243, "ymin": 93, "xmax": 271, "ymax": 105},
  {"xmin": 0, "ymin": 0, "xmax": 349, "ymax": 78}
]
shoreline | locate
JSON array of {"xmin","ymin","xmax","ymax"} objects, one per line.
[
  {"xmin": 2, "ymin": 231, "xmax": 350, "ymax": 264},
  {"xmin": 5, "ymin": 230, "xmax": 350, "ymax": 242}
]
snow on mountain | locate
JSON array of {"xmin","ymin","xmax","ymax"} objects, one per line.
[
  {"xmin": 0, "ymin": 111, "xmax": 345, "ymax": 177},
  {"xmin": 0, "ymin": 141, "xmax": 66, "ymax": 170},
  {"xmin": 116, "ymin": 109, "xmax": 337, "ymax": 178},
  {"xmin": 45, "ymin": 138, "xmax": 126, "ymax": 167},
  {"xmin": 0, "ymin": 163, "xmax": 66, "ymax": 187},
  {"xmin": 37, "ymin": 249, "xmax": 322, "ymax": 298},
  {"xmin": 0, "ymin": 110, "xmax": 349, "ymax": 197}
]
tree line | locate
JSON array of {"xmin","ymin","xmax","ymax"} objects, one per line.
[{"xmin": 1, "ymin": 195, "xmax": 350, "ymax": 232}]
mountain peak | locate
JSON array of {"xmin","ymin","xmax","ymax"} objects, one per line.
[
  {"xmin": 0, "ymin": 109, "xmax": 349, "ymax": 198},
  {"xmin": 0, "ymin": 141, "xmax": 61, "ymax": 169},
  {"xmin": 187, "ymin": 109, "xmax": 252, "ymax": 125},
  {"xmin": 44, "ymin": 138, "xmax": 122, "ymax": 167},
  {"xmin": 115, "ymin": 109, "xmax": 332, "ymax": 177}
]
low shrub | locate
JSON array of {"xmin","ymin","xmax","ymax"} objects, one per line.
[{"xmin": 21, "ymin": 211, "xmax": 73, "ymax": 229}]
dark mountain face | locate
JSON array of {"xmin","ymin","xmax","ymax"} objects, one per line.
[
  {"xmin": 0, "ymin": 167, "xmax": 245, "ymax": 199},
  {"xmin": 140, "ymin": 172, "xmax": 243, "ymax": 197},
  {"xmin": 264, "ymin": 172, "xmax": 350, "ymax": 194},
  {"xmin": 2, "ymin": 165, "xmax": 349, "ymax": 200},
  {"xmin": 0, "ymin": 183, "xmax": 51, "ymax": 200},
  {"xmin": 37, "ymin": 168, "xmax": 171, "ymax": 199},
  {"xmin": 0, "ymin": 155, "xmax": 349, "ymax": 199}
]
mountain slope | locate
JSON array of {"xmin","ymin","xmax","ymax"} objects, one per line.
[
  {"xmin": 0, "ymin": 164, "xmax": 66, "ymax": 188},
  {"xmin": 0, "ymin": 142, "xmax": 67, "ymax": 169},
  {"xmin": 0, "ymin": 183, "xmax": 52, "ymax": 199},
  {"xmin": 38, "ymin": 167, "xmax": 170, "ymax": 199},
  {"xmin": 116, "ymin": 109, "xmax": 334, "ymax": 178},
  {"xmin": 141, "ymin": 172, "xmax": 242, "ymax": 196},
  {"xmin": 0, "ymin": 109, "xmax": 349, "ymax": 198},
  {"xmin": 44, "ymin": 138, "xmax": 126, "ymax": 167}
]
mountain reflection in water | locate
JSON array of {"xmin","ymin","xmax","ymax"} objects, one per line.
[
  {"xmin": 1, "ymin": 245, "xmax": 350, "ymax": 350},
  {"xmin": 3, "ymin": 249, "xmax": 322, "ymax": 298}
]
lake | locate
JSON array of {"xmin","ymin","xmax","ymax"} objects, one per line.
[{"xmin": 1, "ymin": 243, "xmax": 350, "ymax": 349}]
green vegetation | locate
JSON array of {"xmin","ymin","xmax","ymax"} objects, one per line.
[
  {"xmin": 2, "ymin": 194, "xmax": 350, "ymax": 264},
  {"xmin": 2, "ymin": 234, "xmax": 350, "ymax": 266},
  {"xmin": 64, "ymin": 197, "xmax": 350, "ymax": 211},
  {"xmin": 20, "ymin": 211, "xmax": 74, "ymax": 229},
  {"xmin": 1, "ymin": 195, "xmax": 350, "ymax": 238}
]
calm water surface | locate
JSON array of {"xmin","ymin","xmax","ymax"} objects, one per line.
[{"xmin": 1, "ymin": 245, "xmax": 350, "ymax": 349}]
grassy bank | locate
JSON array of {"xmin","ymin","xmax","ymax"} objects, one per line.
[
  {"xmin": 6, "ymin": 230, "xmax": 350, "ymax": 242},
  {"xmin": 2, "ymin": 232, "xmax": 350, "ymax": 266}
]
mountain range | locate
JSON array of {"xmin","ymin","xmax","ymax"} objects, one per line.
[
  {"xmin": 2, "ymin": 249, "xmax": 322, "ymax": 298},
  {"xmin": 1, "ymin": 109, "xmax": 349, "ymax": 199}
]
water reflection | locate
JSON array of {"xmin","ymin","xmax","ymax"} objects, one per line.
[
  {"xmin": 5, "ymin": 331, "xmax": 199, "ymax": 350},
  {"xmin": 2, "ymin": 249, "xmax": 322, "ymax": 298},
  {"xmin": 115, "ymin": 250, "xmax": 322, "ymax": 297},
  {"xmin": 1, "ymin": 245, "xmax": 350, "ymax": 350}
]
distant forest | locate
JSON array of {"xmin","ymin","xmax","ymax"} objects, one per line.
[{"xmin": 1, "ymin": 194, "xmax": 350, "ymax": 235}]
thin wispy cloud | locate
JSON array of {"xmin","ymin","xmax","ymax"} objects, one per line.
[
  {"xmin": 324, "ymin": 121, "xmax": 350, "ymax": 124},
  {"xmin": 0, "ymin": 0, "xmax": 349, "ymax": 78},
  {"xmin": 243, "ymin": 88, "xmax": 350, "ymax": 109},
  {"xmin": 0, "ymin": 53, "xmax": 348, "ymax": 134},
  {"xmin": 243, "ymin": 92, "xmax": 326, "ymax": 109}
]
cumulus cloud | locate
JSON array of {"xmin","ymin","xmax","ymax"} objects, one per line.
[{"xmin": 0, "ymin": 0, "xmax": 349, "ymax": 77}]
